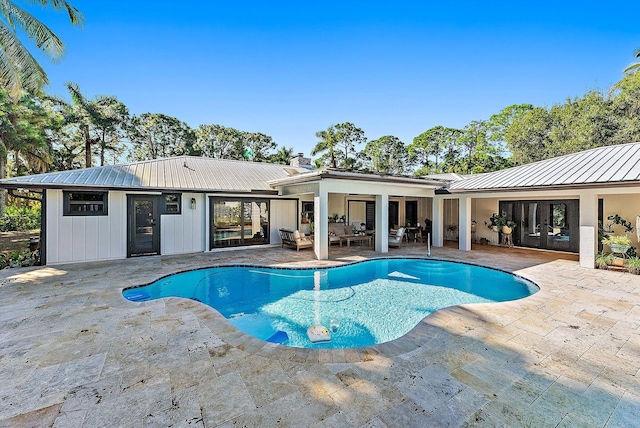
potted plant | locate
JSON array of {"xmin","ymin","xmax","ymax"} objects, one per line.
[
  {"xmin": 627, "ymin": 257, "xmax": 640, "ymax": 274},
  {"xmin": 301, "ymin": 212, "xmax": 308, "ymax": 224},
  {"xmin": 485, "ymin": 213, "xmax": 503, "ymax": 232},
  {"xmin": 602, "ymin": 235, "xmax": 632, "ymax": 255},
  {"xmin": 502, "ymin": 220, "xmax": 517, "ymax": 235},
  {"xmin": 595, "ymin": 251, "xmax": 613, "ymax": 269}
]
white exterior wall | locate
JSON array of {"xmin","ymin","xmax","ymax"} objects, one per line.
[
  {"xmin": 160, "ymin": 193, "xmax": 206, "ymax": 255},
  {"xmin": 46, "ymin": 189, "xmax": 127, "ymax": 264},
  {"xmin": 270, "ymin": 199, "xmax": 298, "ymax": 244}
]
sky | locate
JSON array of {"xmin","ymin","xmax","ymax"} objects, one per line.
[{"xmin": 27, "ymin": 1, "xmax": 640, "ymax": 158}]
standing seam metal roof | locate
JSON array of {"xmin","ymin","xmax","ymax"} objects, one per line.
[
  {"xmin": 0, "ymin": 156, "xmax": 312, "ymax": 191},
  {"xmin": 448, "ymin": 143, "xmax": 640, "ymax": 191}
]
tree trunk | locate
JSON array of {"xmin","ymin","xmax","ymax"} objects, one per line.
[{"xmin": 0, "ymin": 155, "xmax": 6, "ymax": 217}]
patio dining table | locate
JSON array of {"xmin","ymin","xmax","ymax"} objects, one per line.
[{"xmin": 339, "ymin": 234, "xmax": 372, "ymax": 248}]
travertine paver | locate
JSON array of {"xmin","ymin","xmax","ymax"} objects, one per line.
[{"xmin": 0, "ymin": 243, "xmax": 639, "ymax": 427}]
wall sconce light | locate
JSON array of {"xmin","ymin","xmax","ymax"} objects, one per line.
[{"xmin": 191, "ymin": 198, "xmax": 196, "ymax": 209}]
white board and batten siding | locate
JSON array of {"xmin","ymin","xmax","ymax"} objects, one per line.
[
  {"xmin": 46, "ymin": 189, "xmax": 127, "ymax": 264},
  {"xmin": 46, "ymin": 190, "xmax": 207, "ymax": 264},
  {"xmin": 161, "ymin": 193, "xmax": 206, "ymax": 255},
  {"xmin": 270, "ymin": 199, "xmax": 298, "ymax": 244}
]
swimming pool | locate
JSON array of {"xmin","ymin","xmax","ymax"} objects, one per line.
[{"xmin": 123, "ymin": 258, "xmax": 538, "ymax": 348}]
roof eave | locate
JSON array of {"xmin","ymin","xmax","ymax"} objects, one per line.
[{"xmin": 447, "ymin": 180, "xmax": 640, "ymax": 194}]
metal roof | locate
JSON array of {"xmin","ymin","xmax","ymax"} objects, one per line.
[
  {"xmin": 448, "ymin": 143, "xmax": 640, "ymax": 192},
  {"xmin": 0, "ymin": 156, "xmax": 311, "ymax": 192},
  {"xmin": 268, "ymin": 168, "xmax": 444, "ymax": 188},
  {"xmin": 420, "ymin": 173, "xmax": 467, "ymax": 182}
]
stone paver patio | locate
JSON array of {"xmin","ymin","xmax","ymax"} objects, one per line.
[{"xmin": 0, "ymin": 243, "xmax": 638, "ymax": 427}]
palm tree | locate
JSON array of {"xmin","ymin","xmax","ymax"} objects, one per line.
[
  {"xmin": 624, "ymin": 48, "xmax": 640, "ymax": 74},
  {"xmin": 268, "ymin": 145, "xmax": 294, "ymax": 165},
  {"xmin": 54, "ymin": 82, "xmax": 129, "ymax": 167},
  {"xmin": 312, "ymin": 126, "xmax": 338, "ymax": 168},
  {"xmin": 0, "ymin": 0, "xmax": 83, "ymax": 101}
]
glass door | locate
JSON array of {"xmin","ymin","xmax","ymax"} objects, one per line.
[
  {"xmin": 520, "ymin": 202, "xmax": 541, "ymax": 248},
  {"xmin": 242, "ymin": 201, "xmax": 269, "ymax": 245},
  {"xmin": 128, "ymin": 195, "xmax": 160, "ymax": 257},
  {"xmin": 509, "ymin": 200, "xmax": 579, "ymax": 253},
  {"xmin": 212, "ymin": 200, "xmax": 242, "ymax": 247},
  {"xmin": 546, "ymin": 202, "xmax": 572, "ymax": 251},
  {"xmin": 210, "ymin": 198, "xmax": 270, "ymax": 249}
]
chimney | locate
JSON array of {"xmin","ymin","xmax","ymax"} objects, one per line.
[{"xmin": 290, "ymin": 152, "xmax": 311, "ymax": 168}]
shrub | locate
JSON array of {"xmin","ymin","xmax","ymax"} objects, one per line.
[
  {"xmin": 0, "ymin": 206, "xmax": 41, "ymax": 232},
  {"xmin": 627, "ymin": 257, "xmax": 640, "ymax": 275},
  {"xmin": 595, "ymin": 252, "xmax": 613, "ymax": 269}
]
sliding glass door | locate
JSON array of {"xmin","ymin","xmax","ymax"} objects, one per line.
[
  {"xmin": 500, "ymin": 199, "xmax": 579, "ymax": 253},
  {"xmin": 210, "ymin": 198, "xmax": 269, "ymax": 249}
]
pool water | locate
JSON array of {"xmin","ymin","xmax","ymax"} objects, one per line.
[{"xmin": 123, "ymin": 259, "xmax": 538, "ymax": 348}]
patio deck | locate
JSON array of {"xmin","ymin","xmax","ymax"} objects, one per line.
[{"xmin": 0, "ymin": 243, "xmax": 637, "ymax": 427}]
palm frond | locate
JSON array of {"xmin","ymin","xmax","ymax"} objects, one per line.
[
  {"xmin": 0, "ymin": 20, "xmax": 46, "ymax": 100},
  {"xmin": 23, "ymin": 0, "xmax": 84, "ymax": 26},
  {"xmin": 0, "ymin": 0, "xmax": 66, "ymax": 59},
  {"xmin": 623, "ymin": 48, "xmax": 640, "ymax": 74}
]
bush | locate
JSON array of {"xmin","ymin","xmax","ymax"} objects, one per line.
[
  {"xmin": 627, "ymin": 257, "xmax": 640, "ymax": 275},
  {"xmin": 0, "ymin": 206, "xmax": 41, "ymax": 231},
  {"xmin": 595, "ymin": 252, "xmax": 613, "ymax": 269}
]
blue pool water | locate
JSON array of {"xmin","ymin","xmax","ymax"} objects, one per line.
[{"xmin": 123, "ymin": 259, "xmax": 538, "ymax": 348}]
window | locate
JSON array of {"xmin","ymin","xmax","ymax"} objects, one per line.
[
  {"xmin": 64, "ymin": 191, "xmax": 108, "ymax": 216},
  {"xmin": 301, "ymin": 201, "xmax": 314, "ymax": 222},
  {"xmin": 210, "ymin": 198, "xmax": 269, "ymax": 249},
  {"xmin": 163, "ymin": 193, "xmax": 181, "ymax": 214}
]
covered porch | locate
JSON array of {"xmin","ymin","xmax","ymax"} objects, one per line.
[
  {"xmin": 434, "ymin": 186, "xmax": 640, "ymax": 269},
  {"xmin": 270, "ymin": 170, "xmax": 441, "ymax": 260}
]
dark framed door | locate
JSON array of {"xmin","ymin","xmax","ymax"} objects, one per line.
[
  {"xmin": 389, "ymin": 201, "xmax": 399, "ymax": 229},
  {"xmin": 405, "ymin": 200, "xmax": 418, "ymax": 226},
  {"xmin": 127, "ymin": 195, "xmax": 160, "ymax": 257},
  {"xmin": 210, "ymin": 198, "xmax": 270, "ymax": 249},
  {"xmin": 503, "ymin": 199, "xmax": 579, "ymax": 253}
]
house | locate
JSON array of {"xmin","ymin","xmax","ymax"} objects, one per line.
[
  {"xmin": 0, "ymin": 154, "xmax": 441, "ymax": 265},
  {"xmin": 2, "ymin": 143, "xmax": 640, "ymax": 268},
  {"xmin": 434, "ymin": 142, "xmax": 640, "ymax": 269}
]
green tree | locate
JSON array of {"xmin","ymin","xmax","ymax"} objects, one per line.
[
  {"xmin": 312, "ymin": 125, "xmax": 339, "ymax": 168},
  {"xmin": 196, "ymin": 124, "xmax": 244, "ymax": 159},
  {"xmin": 611, "ymin": 71, "xmax": 640, "ymax": 145},
  {"xmin": 549, "ymin": 91, "xmax": 616, "ymax": 154},
  {"xmin": 53, "ymin": 82, "xmax": 129, "ymax": 167},
  {"xmin": 268, "ymin": 145, "xmax": 294, "ymax": 165},
  {"xmin": 409, "ymin": 126, "xmax": 462, "ymax": 174},
  {"xmin": 334, "ymin": 122, "xmax": 366, "ymax": 169},
  {"xmin": 242, "ymin": 131, "xmax": 276, "ymax": 162},
  {"xmin": 0, "ymin": 0, "xmax": 83, "ymax": 101},
  {"xmin": 361, "ymin": 135, "xmax": 409, "ymax": 174},
  {"xmin": 0, "ymin": 89, "xmax": 55, "ymax": 214},
  {"xmin": 505, "ymin": 107, "xmax": 553, "ymax": 165},
  {"xmin": 128, "ymin": 113, "xmax": 197, "ymax": 161},
  {"xmin": 486, "ymin": 104, "xmax": 533, "ymax": 155}
]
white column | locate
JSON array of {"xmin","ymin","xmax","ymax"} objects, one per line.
[
  {"xmin": 579, "ymin": 190, "xmax": 598, "ymax": 269},
  {"xmin": 375, "ymin": 193, "xmax": 389, "ymax": 252},
  {"xmin": 432, "ymin": 196, "xmax": 444, "ymax": 247},
  {"xmin": 458, "ymin": 196, "xmax": 472, "ymax": 251},
  {"xmin": 314, "ymin": 186, "xmax": 329, "ymax": 260}
]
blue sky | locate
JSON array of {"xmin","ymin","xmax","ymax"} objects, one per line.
[{"xmin": 30, "ymin": 1, "xmax": 640, "ymax": 158}]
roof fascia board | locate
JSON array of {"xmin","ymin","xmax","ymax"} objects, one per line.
[{"xmin": 446, "ymin": 181, "xmax": 640, "ymax": 195}]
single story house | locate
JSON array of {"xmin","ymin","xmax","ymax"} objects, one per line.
[
  {"xmin": 0, "ymin": 154, "xmax": 441, "ymax": 265},
  {"xmin": 2, "ymin": 143, "xmax": 640, "ymax": 269}
]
